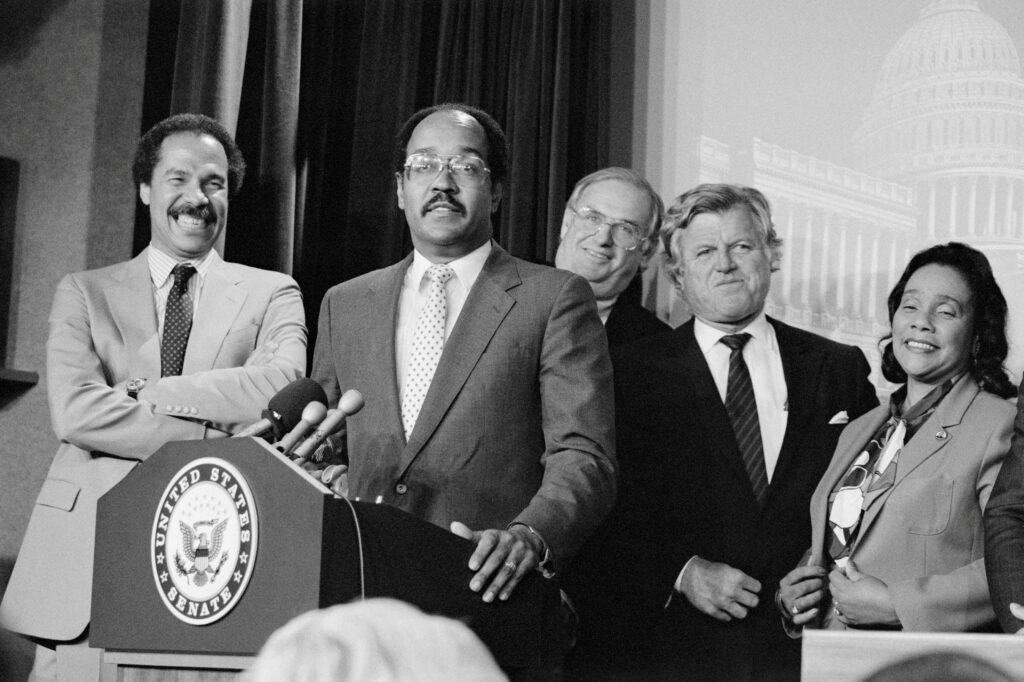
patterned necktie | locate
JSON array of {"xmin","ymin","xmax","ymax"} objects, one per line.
[
  {"xmin": 720, "ymin": 333, "xmax": 769, "ymax": 508},
  {"xmin": 161, "ymin": 263, "xmax": 196, "ymax": 377},
  {"xmin": 401, "ymin": 264, "xmax": 455, "ymax": 438}
]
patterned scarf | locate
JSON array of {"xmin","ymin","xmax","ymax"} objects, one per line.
[{"xmin": 826, "ymin": 377, "xmax": 956, "ymax": 567}]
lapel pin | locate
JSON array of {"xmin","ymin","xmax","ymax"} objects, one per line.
[{"xmin": 935, "ymin": 430, "xmax": 948, "ymax": 441}]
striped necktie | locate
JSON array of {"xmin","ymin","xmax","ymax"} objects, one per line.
[{"xmin": 721, "ymin": 333, "xmax": 769, "ymax": 508}]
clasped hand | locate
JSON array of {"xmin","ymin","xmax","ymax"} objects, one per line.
[
  {"xmin": 827, "ymin": 560, "xmax": 899, "ymax": 626},
  {"xmin": 778, "ymin": 564, "xmax": 827, "ymax": 625},
  {"xmin": 451, "ymin": 521, "xmax": 540, "ymax": 603},
  {"xmin": 679, "ymin": 556, "xmax": 761, "ymax": 622}
]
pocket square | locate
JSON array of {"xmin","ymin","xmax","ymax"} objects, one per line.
[{"xmin": 829, "ymin": 410, "xmax": 849, "ymax": 425}]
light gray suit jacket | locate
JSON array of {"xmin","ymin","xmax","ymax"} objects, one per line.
[
  {"xmin": 0, "ymin": 248, "xmax": 306, "ymax": 642},
  {"xmin": 312, "ymin": 242, "xmax": 616, "ymax": 565},
  {"xmin": 803, "ymin": 375, "xmax": 1013, "ymax": 632}
]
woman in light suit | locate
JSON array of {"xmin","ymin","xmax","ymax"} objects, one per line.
[{"xmin": 777, "ymin": 242, "xmax": 1016, "ymax": 633}]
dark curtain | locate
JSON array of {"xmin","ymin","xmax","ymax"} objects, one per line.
[{"xmin": 137, "ymin": 0, "xmax": 617, "ymax": 346}]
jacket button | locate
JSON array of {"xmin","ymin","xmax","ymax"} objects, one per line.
[{"xmin": 395, "ymin": 483, "xmax": 408, "ymax": 495}]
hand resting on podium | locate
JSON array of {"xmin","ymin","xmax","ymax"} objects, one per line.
[{"xmin": 450, "ymin": 521, "xmax": 543, "ymax": 603}]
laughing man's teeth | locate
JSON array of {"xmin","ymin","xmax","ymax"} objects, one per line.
[{"xmin": 175, "ymin": 214, "xmax": 205, "ymax": 229}]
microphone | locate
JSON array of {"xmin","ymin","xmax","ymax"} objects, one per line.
[
  {"xmin": 290, "ymin": 389, "xmax": 366, "ymax": 461},
  {"xmin": 233, "ymin": 378, "xmax": 328, "ymax": 440},
  {"xmin": 276, "ymin": 401, "xmax": 328, "ymax": 455}
]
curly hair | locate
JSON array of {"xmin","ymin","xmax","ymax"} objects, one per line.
[
  {"xmin": 132, "ymin": 113, "xmax": 246, "ymax": 197},
  {"xmin": 879, "ymin": 242, "xmax": 1015, "ymax": 398},
  {"xmin": 393, "ymin": 103, "xmax": 508, "ymax": 187}
]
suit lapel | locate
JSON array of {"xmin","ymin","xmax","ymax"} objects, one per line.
[
  {"xmin": 106, "ymin": 251, "xmax": 161, "ymax": 378},
  {"xmin": 854, "ymin": 377, "xmax": 977, "ymax": 548},
  {"xmin": 808, "ymin": 405, "xmax": 891, "ymax": 559},
  {"xmin": 183, "ymin": 257, "xmax": 246, "ymax": 374},
  {"xmin": 770, "ymin": 319, "xmax": 823, "ymax": 488},
  {"xmin": 373, "ymin": 258, "xmax": 409, "ymax": 441},
  {"xmin": 399, "ymin": 245, "xmax": 516, "ymax": 475},
  {"xmin": 676, "ymin": 322, "xmax": 755, "ymax": 493}
]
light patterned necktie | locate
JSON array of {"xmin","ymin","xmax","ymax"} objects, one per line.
[
  {"xmin": 401, "ymin": 264, "xmax": 455, "ymax": 438},
  {"xmin": 161, "ymin": 263, "xmax": 196, "ymax": 377},
  {"xmin": 720, "ymin": 333, "xmax": 770, "ymax": 508}
]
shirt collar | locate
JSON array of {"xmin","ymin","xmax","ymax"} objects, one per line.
[
  {"xmin": 147, "ymin": 245, "xmax": 218, "ymax": 288},
  {"xmin": 408, "ymin": 240, "xmax": 492, "ymax": 292},
  {"xmin": 694, "ymin": 311, "xmax": 773, "ymax": 355}
]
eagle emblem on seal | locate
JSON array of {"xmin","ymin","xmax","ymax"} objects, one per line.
[{"xmin": 175, "ymin": 519, "xmax": 229, "ymax": 587}]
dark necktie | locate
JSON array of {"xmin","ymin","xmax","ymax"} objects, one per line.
[
  {"xmin": 161, "ymin": 264, "xmax": 196, "ymax": 377},
  {"xmin": 720, "ymin": 333, "xmax": 769, "ymax": 508}
]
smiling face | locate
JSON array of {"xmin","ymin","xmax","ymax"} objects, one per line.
[
  {"xmin": 554, "ymin": 179, "xmax": 649, "ymax": 302},
  {"xmin": 140, "ymin": 132, "xmax": 229, "ymax": 260},
  {"xmin": 892, "ymin": 263, "xmax": 975, "ymax": 394},
  {"xmin": 670, "ymin": 206, "xmax": 776, "ymax": 332},
  {"xmin": 395, "ymin": 110, "xmax": 501, "ymax": 262}
]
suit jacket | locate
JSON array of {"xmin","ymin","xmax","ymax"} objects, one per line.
[
  {"xmin": 0, "ymin": 249, "xmax": 306, "ymax": 642},
  {"xmin": 570, "ymin": 317, "xmax": 877, "ymax": 681},
  {"xmin": 803, "ymin": 375, "xmax": 1012, "ymax": 632},
  {"xmin": 311, "ymin": 242, "xmax": 616, "ymax": 565},
  {"xmin": 985, "ymin": 381, "xmax": 1024, "ymax": 633},
  {"xmin": 604, "ymin": 296, "xmax": 671, "ymax": 349}
]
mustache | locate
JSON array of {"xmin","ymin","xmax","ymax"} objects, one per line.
[
  {"xmin": 170, "ymin": 203, "xmax": 214, "ymax": 221},
  {"xmin": 422, "ymin": 193, "xmax": 465, "ymax": 216}
]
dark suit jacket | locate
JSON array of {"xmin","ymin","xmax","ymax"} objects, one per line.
[
  {"xmin": 311, "ymin": 242, "xmax": 616, "ymax": 565},
  {"xmin": 985, "ymin": 380, "xmax": 1024, "ymax": 633},
  {"xmin": 604, "ymin": 296, "xmax": 671, "ymax": 349},
  {"xmin": 568, "ymin": 317, "xmax": 876, "ymax": 681}
]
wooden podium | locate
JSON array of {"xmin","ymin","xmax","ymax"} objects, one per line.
[{"xmin": 90, "ymin": 438, "xmax": 560, "ymax": 680}]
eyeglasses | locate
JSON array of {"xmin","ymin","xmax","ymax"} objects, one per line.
[
  {"xmin": 569, "ymin": 207, "xmax": 644, "ymax": 251},
  {"xmin": 403, "ymin": 153, "xmax": 491, "ymax": 186}
]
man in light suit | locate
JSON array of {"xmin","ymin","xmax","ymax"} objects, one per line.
[
  {"xmin": 0, "ymin": 114, "xmax": 307, "ymax": 681},
  {"xmin": 554, "ymin": 167, "xmax": 670, "ymax": 349},
  {"xmin": 587, "ymin": 184, "xmax": 877, "ymax": 681},
  {"xmin": 311, "ymin": 103, "xmax": 616, "ymax": 607}
]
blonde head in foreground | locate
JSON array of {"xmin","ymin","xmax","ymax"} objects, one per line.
[{"xmin": 248, "ymin": 598, "xmax": 507, "ymax": 682}]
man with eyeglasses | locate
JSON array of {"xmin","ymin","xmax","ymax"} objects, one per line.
[
  {"xmin": 311, "ymin": 104, "xmax": 615, "ymax": 620},
  {"xmin": 583, "ymin": 184, "xmax": 877, "ymax": 680},
  {"xmin": 554, "ymin": 167, "xmax": 670, "ymax": 348}
]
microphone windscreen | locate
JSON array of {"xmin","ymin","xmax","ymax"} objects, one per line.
[{"xmin": 268, "ymin": 378, "xmax": 329, "ymax": 432}]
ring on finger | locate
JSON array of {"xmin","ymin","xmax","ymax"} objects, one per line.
[
  {"xmin": 504, "ymin": 560, "xmax": 518, "ymax": 572},
  {"xmin": 791, "ymin": 604, "xmax": 800, "ymax": 615}
]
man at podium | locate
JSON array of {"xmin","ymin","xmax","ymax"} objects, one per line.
[
  {"xmin": 311, "ymin": 103, "xmax": 616, "ymax": 606},
  {"xmin": 0, "ymin": 113, "xmax": 307, "ymax": 681}
]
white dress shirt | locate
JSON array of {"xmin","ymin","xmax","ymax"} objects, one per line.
[
  {"xmin": 395, "ymin": 241, "xmax": 491, "ymax": 396},
  {"xmin": 148, "ymin": 245, "xmax": 216, "ymax": 336}
]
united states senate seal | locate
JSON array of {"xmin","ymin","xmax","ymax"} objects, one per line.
[{"xmin": 150, "ymin": 457, "xmax": 258, "ymax": 625}]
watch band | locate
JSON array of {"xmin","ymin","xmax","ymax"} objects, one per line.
[
  {"xmin": 507, "ymin": 521, "xmax": 555, "ymax": 578},
  {"xmin": 125, "ymin": 378, "xmax": 147, "ymax": 400}
]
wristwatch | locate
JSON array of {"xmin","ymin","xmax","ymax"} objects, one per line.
[
  {"xmin": 507, "ymin": 521, "xmax": 555, "ymax": 578},
  {"xmin": 125, "ymin": 377, "xmax": 148, "ymax": 400}
]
